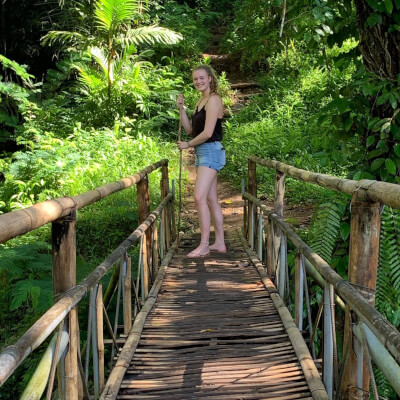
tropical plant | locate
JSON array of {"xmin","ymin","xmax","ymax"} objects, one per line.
[
  {"xmin": 43, "ymin": 0, "xmax": 182, "ymax": 99},
  {"xmin": 0, "ymin": 55, "xmax": 39, "ymax": 151}
]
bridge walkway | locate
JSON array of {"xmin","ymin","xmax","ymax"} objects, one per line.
[{"xmin": 109, "ymin": 230, "xmax": 323, "ymax": 400}]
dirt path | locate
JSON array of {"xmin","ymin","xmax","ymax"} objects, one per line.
[{"xmin": 179, "ymin": 24, "xmax": 313, "ymax": 238}]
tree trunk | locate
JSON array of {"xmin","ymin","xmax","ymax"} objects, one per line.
[{"xmin": 353, "ymin": 0, "xmax": 400, "ymax": 82}]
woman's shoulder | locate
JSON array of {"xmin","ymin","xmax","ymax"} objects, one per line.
[{"xmin": 207, "ymin": 93, "xmax": 223, "ymax": 107}]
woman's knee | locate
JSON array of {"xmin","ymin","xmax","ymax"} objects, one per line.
[{"xmin": 194, "ymin": 191, "xmax": 207, "ymax": 206}]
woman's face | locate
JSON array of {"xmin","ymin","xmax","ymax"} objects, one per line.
[{"xmin": 192, "ymin": 69, "xmax": 211, "ymax": 92}]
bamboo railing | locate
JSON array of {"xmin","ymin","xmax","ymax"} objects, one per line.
[
  {"xmin": 0, "ymin": 159, "xmax": 176, "ymax": 400},
  {"xmin": 244, "ymin": 156, "xmax": 400, "ymax": 400}
]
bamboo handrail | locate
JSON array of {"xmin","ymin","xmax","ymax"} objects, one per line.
[
  {"xmin": 248, "ymin": 156, "xmax": 400, "ymax": 209},
  {"xmin": 0, "ymin": 192, "xmax": 173, "ymax": 386},
  {"xmin": 243, "ymin": 191, "xmax": 400, "ymax": 365},
  {"xmin": 0, "ymin": 159, "xmax": 168, "ymax": 244},
  {"xmin": 238, "ymin": 228, "xmax": 329, "ymax": 400}
]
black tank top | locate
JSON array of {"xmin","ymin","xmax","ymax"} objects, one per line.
[{"xmin": 192, "ymin": 106, "xmax": 223, "ymax": 143}]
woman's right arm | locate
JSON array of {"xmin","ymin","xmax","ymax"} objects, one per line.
[{"xmin": 177, "ymin": 94, "xmax": 193, "ymax": 135}]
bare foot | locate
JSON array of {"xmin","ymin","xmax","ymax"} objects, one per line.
[
  {"xmin": 209, "ymin": 243, "xmax": 227, "ymax": 253},
  {"xmin": 187, "ymin": 243, "xmax": 210, "ymax": 258}
]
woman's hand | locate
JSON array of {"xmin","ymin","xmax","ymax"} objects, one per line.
[
  {"xmin": 177, "ymin": 141, "xmax": 191, "ymax": 150},
  {"xmin": 176, "ymin": 94, "xmax": 185, "ymax": 110}
]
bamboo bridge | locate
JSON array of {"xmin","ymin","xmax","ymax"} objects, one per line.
[{"xmin": 0, "ymin": 157, "xmax": 400, "ymax": 400}]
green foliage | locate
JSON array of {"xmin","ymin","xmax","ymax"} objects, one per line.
[
  {"xmin": 375, "ymin": 206, "xmax": 400, "ymax": 398},
  {"xmin": 221, "ymin": 41, "xmax": 354, "ymax": 204},
  {"xmin": 377, "ymin": 207, "xmax": 400, "ymax": 326},
  {"xmin": 308, "ymin": 202, "xmax": 344, "ymax": 264},
  {"xmin": 150, "ymin": 0, "xmax": 220, "ymax": 60},
  {"xmin": 0, "ymin": 55, "xmax": 40, "ymax": 149}
]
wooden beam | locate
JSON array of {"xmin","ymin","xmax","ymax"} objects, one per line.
[
  {"xmin": 52, "ymin": 209, "xmax": 78, "ymax": 400},
  {"xmin": 341, "ymin": 201, "xmax": 381, "ymax": 399}
]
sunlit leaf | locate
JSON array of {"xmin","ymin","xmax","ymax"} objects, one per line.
[
  {"xmin": 386, "ymin": 158, "xmax": 397, "ymax": 175},
  {"xmin": 371, "ymin": 158, "xmax": 385, "ymax": 170}
]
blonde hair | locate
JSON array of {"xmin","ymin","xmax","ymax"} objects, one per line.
[{"xmin": 193, "ymin": 64, "xmax": 219, "ymax": 94}]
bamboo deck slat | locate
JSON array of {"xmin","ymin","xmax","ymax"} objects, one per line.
[{"xmin": 106, "ymin": 230, "xmax": 327, "ymax": 400}]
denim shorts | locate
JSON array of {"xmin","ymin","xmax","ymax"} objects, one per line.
[{"xmin": 195, "ymin": 141, "xmax": 226, "ymax": 171}]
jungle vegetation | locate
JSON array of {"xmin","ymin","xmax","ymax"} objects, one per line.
[{"xmin": 1, "ymin": 0, "xmax": 400, "ymax": 398}]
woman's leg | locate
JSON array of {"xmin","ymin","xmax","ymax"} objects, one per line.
[
  {"xmin": 207, "ymin": 175, "xmax": 226, "ymax": 252},
  {"xmin": 187, "ymin": 166, "xmax": 217, "ymax": 257}
]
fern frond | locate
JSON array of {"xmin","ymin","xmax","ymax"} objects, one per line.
[
  {"xmin": 377, "ymin": 207, "xmax": 400, "ymax": 328},
  {"xmin": 308, "ymin": 202, "xmax": 343, "ymax": 264}
]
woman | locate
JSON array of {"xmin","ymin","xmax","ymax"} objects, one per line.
[{"xmin": 177, "ymin": 65, "xmax": 226, "ymax": 258}]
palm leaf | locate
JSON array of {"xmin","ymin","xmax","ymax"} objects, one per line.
[
  {"xmin": 121, "ymin": 25, "xmax": 182, "ymax": 46},
  {"xmin": 95, "ymin": 0, "xmax": 139, "ymax": 32},
  {"xmin": 89, "ymin": 46, "xmax": 114, "ymax": 83},
  {"xmin": 42, "ymin": 30, "xmax": 85, "ymax": 47}
]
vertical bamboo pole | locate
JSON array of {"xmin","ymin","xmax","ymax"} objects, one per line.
[
  {"xmin": 241, "ymin": 178, "xmax": 247, "ymax": 236},
  {"xmin": 341, "ymin": 201, "xmax": 381, "ymax": 400},
  {"xmin": 278, "ymin": 234, "xmax": 286, "ymax": 299},
  {"xmin": 96, "ymin": 284, "xmax": 104, "ymax": 394},
  {"xmin": 258, "ymin": 212, "xmax": 263, "ymax": 260},
  {"xmin": 141, "ymin": 235, "xmax": 149, "ymax": 298},
  {"xmin": 273, "ymin": 171, "xmax": 285, "ymax": 282},
  {"xmin": 295, "ymin": 253, "xmax": 304, "ymax": 331},
  {"xmin": 250, "ymin": 202, "xmax": 255, "ymax": 249},
  {"xmin": 91, "ymin": 285, "xmax": 100, "ymax": 399},
  {"xmin": 124, "ymin": 257, "xmax": 132, "ymax": 335},
  {"xmin": 266, "ymin": 218, "xmax": 274, "ymax": 276},
  {"xmin": 152, "ymin": 222, "xmax": 159, "ymax": 277},
  {"xmin": 161, "ymin": 163, "xmax": 170, "ymax": 250},
  {"xmin": 171, "ymin": 179, "xmax": 177, "ymax": 242},
  {"xmin": 52, "ymin": 209, "xmax": 79, "ymax": 400},
  {"xmin": 323, "ymin": 282, "xmax": 334, "ymax": 400},
  {"xmin": 248, "ymin": 159, "xmax": 257, "ymax": 246},
  {"xmin": 137, "ymin": 175, "xmax": 151, "ymax": 296}
]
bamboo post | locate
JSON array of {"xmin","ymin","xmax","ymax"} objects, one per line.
[
  {"xmin": 103, "ymin": 265, "xmax": 120, "ymax": 310},
  {"xmin": 323, "ymin": 282, "xmax": 334, "ymax": 400},
  {"xmin": 278, "ymin": 234, "xmax": 286, "ymax": 299},
  {"xmin": 248, "ymin": 159, "xmax": 257, "ymax": 245},
  {"xmin": 141, "ymin": 235, "xmax": 149, "ymax": 298},
  {"xmin": 161, "ymin": 163, "xmax": 170, "ymax": 250},
  {"xmin": 250, "ymin": 202, "xmax": 255, "ymax": 249},
  {"xmin": 52, "ymin": 209, "xmax": 79, "ymax": 400},
  {"xmin": 273, "ymin": 171, "xmax": 285, "ymax": 282},
  {"xmin": 124, "ymin": 257, "xmax": 132, "ymax": 335},
  {"xmin": 266, "ymin": 217, "xmax": 274, "ymax": 276},
  {"xmin": 257, "ymin": 212, "xmax": 263, "ymax": 260},
  {"xmin": 171, "ymin": 180, "xmax": 177, "ymax": 242},
  {"xmin": 137, "ymin": 175, "xmax": 151, "ymax": 296},
  {"xmin": 295, "ymin": 253, "xmax": 304, "ymax": 331},
  {"xmin": 96, "ymin": 284, "xmax": 104, "ymax": 394},
  {"xmin": 91, "ymin": 285, "xmax": 99, "ymax": 398},
  {"xmin": 152, "ymin": 222, "xmax": 159, "ymax": 277},
  {"xmin": 20, "ymin": 331, "xmax": 69, "ymax": 400},
  {"xmin": 159, "ymin": 217, "xmax": 164, "ymax": 260},
  {"xmin": 341, "ymin": 200, "xmax": 381, "ymax": 400},
  {"xmin": 241, "ymin": 178, "xmax": 247, "ymax": 236}
]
